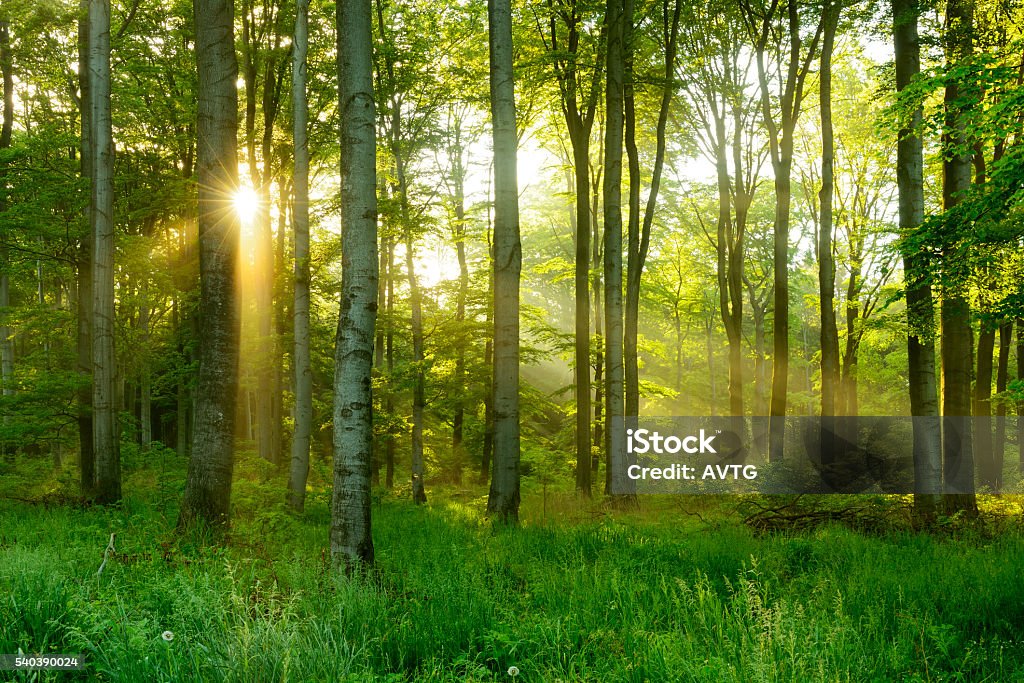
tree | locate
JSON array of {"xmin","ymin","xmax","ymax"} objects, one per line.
[
  {"xmin": 817, "ymin": 0, "xmax": 840, "ymax": 419},
  {"xmin": 623, "ymin": 0, "xmax": 682, "ymax": 420},
  {"xmin": 678, "ymin": 0, "xmax": 765, "ymax": 419},
  {"xmin": 538, "ymin": 0, "xmax": 603, "ymax": 497},
  {"xmin": 331, "ymin": 0, "xmax": 378, "ymax": 567},
  {"xmin": 89, "ymin": 0, "xmax": 119, "ymax": 503},
  {"xmin": 76, "ymin": 0, "xmax": 95, "ymax": 495},
  {"xmin": 892, "ymin": 0, "xmax": 941, "ymax": 518},
  {"xmin": 0, "ymin": 16, "xmax": 11, "ymax": 463},
  {"xmin": 486, "ymin": 0, "xmax": 522, "ymax": 523},
  {"xmin": 741, "ymin": 0, "xmax": 823, "ymax": 459},
  {"xmin": 287, "ymin": 0, "xmax": 311, "ymax": 513},
  {"xmin": 179, "ymin": 0, "xmax": 241, "ymax": 529},
  {"xmin": 940, "ymin": 0, "xmax": 977, "ymax": 514},
  {"xmin": 405, "ymin": 234, "xmax": 427, "ymax": 504},
  {"xmin": 602, "ymin": 0, "xmax": 629, "ymax": 499}
]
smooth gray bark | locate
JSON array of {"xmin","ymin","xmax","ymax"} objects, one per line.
[
  {"xmin": 288, "ymin": 0, "xmax": 311, "ymax": 513},
  {"xmin": 602, "ymin": 0, "xmax": 629, "ymax": 500},
  {"xmin": 331, "ymin": 0, "xmax": 378, "ymax": 567},
  {"xmin": 541, "ymin": 0, "xmax": 601, "ymax": 497},
  {"xmin": 486, "ymin": 0, "xmax": 522, "ymax": 523},
  {"xmin": 89, "ymin": 0, "xmax": 119, "ymax": 503},
  {"xmin": 405, "ymin": 237, "xmax": 427, "ymax": 505}
]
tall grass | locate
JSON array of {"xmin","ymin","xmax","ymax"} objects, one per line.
[{"xmin": 3, "ymin": 461, "xmax": 1024, "ymax": 681}]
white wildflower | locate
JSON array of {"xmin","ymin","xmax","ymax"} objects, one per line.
[{"xmin": 161, "ymin": 630, "xmax": 174, "ymax": 642}]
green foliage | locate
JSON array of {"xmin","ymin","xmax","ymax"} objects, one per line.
[{"xmin": 5, "ymin": 470, "xmax": 1024, "ymax": 681}]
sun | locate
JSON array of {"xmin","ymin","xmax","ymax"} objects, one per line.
[{"xmin": 234, "ymin": 185, "xmax": 260, "ymax": 226}]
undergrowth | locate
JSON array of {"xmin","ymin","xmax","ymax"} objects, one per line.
[{"xmin": 3, "ymin": 451, "xmax": 1024, "ymax": 681}]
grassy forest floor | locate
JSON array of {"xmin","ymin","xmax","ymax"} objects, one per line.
[{"xmin": 4, "ymin": 447, "xmax": 1024, "ymax": 682}]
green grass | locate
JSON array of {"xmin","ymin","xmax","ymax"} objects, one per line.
[{"xmin": 3, "ymin": 453, "xmax": 1024, "ymax": 681}]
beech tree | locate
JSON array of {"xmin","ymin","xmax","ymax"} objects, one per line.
[
  {"xmin": 331, "ymin": 0, "xmax": 378, "ymax": 566},
  {"xmin": 486, "ymin": 0, "xmax": 522, "ymax": 523},
  {"xmin": 940, "ymin": 0, "xmax": 977, "ymax": 514},
  {"xmin": 537, "ymin": 0, "xmax": 603, "ymax": 497},
  {"xmin": 179, "ymin": 0, "xmax": 241, "ymax": 528},
  {"xmin": 741, "ymin": 0, "xmax": 823, "ymax": 460},
  {"xmin": 602, "ymin": 0, "xmax": 627, "ymax": 497},
  {"xmin": 892, "ymin": 0, "xmax": 941, "ymax": 517},
  {"xmin": 287, "ymin": 0, "xmax": 311, "ymax": 513},
  {"xmin": 89, "ymin": 0, "xmax": 119, "ymax": 503}
]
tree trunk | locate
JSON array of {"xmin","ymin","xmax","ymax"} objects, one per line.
[
  {"xmin": 974, "ymin": 324, "xmax": 995, "ymax": 489},
  {"xmin": 287, "ymin": 0, "xmax": 311, "ymax": 512},
  {"xmin": 602, "ymin": 0, "xmax": 630, "ymax": 501},
  {"xmin": 76, "ymin": 1, "xmax": 95, "ymax": 488},
  {"xmin": 624, "ymin": 0, "xmax": 680, "ymax": 421},
  {"xmin": 89, "ymin": 0, "xmax": 119, "ymax": 504},
  {"xmin": 452, "ymin": 126, "xmax": 469, "ymax": 485},
  {"xmin": 993, "ymin": 321, "xmax": 1010, "ymax": 492},
  {"xmin": 818, "ymin": 0, "xmax": 840, "ymax": 420},
  {"xmin": 747, "ymin": 0, "xmax": 823, "ymax": 460},
  {"xmin": 330, "ymin": 0, "xmax": 377, "ymax": 568},
  {"xmin": 406, "ymin": 236, "xmax": 427, "ymax": 505},
  {"xmin": 892, "ymin": 0, "xmax": 942, "ymax": 519},
  {"xmin": 179, "ymin": 0, "xmax": 241, "ymax": 529},
  {"xmin": 385, "ymin": 240, "xmax": 396, "ymax": 489},
  {"xmin": 940, "ymin": 0, "xmax": 976, "ymax": 515},
  {"xmin": 0, "ymin": 18, "xmax": 14, "ymax": 463},
  {"xmin": 139, "ymin": 289, "xmax": 151, "ymax": 447},
  {"xmin": 1017, "ymin": 318, "xmax": 1023, "ymax": 474},
  {"xmin": 840, "ymin": 269, "xmax": 860, "ymax": 418},
  {"xmin": 486, "ymin": 0, "xmax": 522, "ymax": 523},
  {"xmin": 572, "ymin": 130, "xmax": 593, "ymax": 497}
]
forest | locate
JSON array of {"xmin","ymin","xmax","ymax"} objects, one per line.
[{"xmin": 1, "ymin": 0, "xmax": 1024, "ymax": 678}]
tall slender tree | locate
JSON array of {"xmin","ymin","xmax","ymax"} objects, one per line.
[
  {"xmin": 817, "ymin": 0, "xmax": 840, "ymax": 419},
  {"xmin": 179, "ymin": 0, "xmax": 241, "ymax": 528},
  {"xmin": 624, "ymin": 0, "xmax": 682, "ymax": 420},
  {"xmin": 287, "ymin": 0, "xmax": 311, "ymax": 513},
  {"xmin": 486, "ymin": 0, "xmax": 522, "ymax": 523},
  {"xmin": 0, "ymin": 18, "xmax": 12, "ymax": 463},
  {"xmin": 539, "ymin": 0, "xmax": 603, "ymax": 497},
  {"xmin": 405, "ymin": 237, "xmax": 427, "ymax": 504},
  {"xmin": 603, "ymin": 0, "xmax": 628, "ymax": 498},
  {"xmin": 89, "ymin": 0, "xmax": 119, "ymax": 503},
  {"xmin": 331, "ymin": 0, "xmax": 378, "ymax": 566},
  {"xmin": 940, "ymin": 0, "xmax": 977, "ymax": 514},
  {"xmin": 892, "ymin": 0, "xmax": 941, "ymax": 518},
  {"xmin": 76, "ymin": 0, "xmax": 95, "ymax": 494},
  {"xmin": 742, "ymin": 0, "xmax": 823, "ymax": 460}
]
